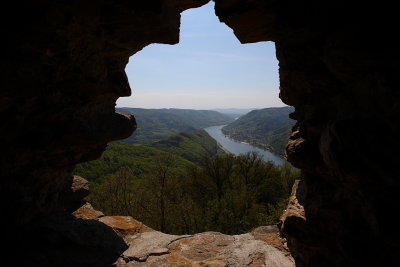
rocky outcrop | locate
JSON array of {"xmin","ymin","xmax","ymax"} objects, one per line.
[
  {"xmin": 13, "ymin": 212, "xmax": 128, "ymax": 267},
  {"xmin": 1, "ymin": 0, "xmax": 400, "ymax": 266},
  {"xmin": 72, "ymin": 203, "xmax": 294, "ymax": 267},
  {"xmin": 62, "ymin": 175, "xmax": 90, "ymax": 212},
  {"xmin": 117, "ymin": 230, "xmax": 294, "ymax": 267},
  {"xmin": 73, "ymin": 202, "xmax": 105, "ymax": 220},
  {"xmin": 1, "ymin": 0, "xmax": 210, "ymax": 264},
  {"xmin": 214, "ymin": 1, "xmax": 400, "ymax": 266}
]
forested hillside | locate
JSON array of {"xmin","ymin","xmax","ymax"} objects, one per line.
[
  {"xmin": 116, "ymin": 108, "xmax": 233, "ymax": 144},
  {"xmin": 74, "ymin": 142, "xmax": 299, "ymax": 235},
  {"xmin": 222, "ymin": 106, "xmax": 295, "ymax": 157},
  {"xmin": 152, "ymin": 130, "xmax": 224, "ymax": 164},
  {"xmin": 74, "ymin": 142, "xmax": 195, "ymax": 184},
  {"xmin": 73, "ymin": 107, "xmax": 300, "ymax": 235}
]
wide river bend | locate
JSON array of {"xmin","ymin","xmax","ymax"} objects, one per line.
[{"xmin": 204, "ymin": 125, "xmax": 284, "ymax": 166}]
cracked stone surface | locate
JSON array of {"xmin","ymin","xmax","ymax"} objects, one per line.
[
  {"xmin": 73, "ymin": 204, "xmax": 293, "ymax": 266},
  {"xmin": 113, "ymin": 224, "xmax": 294, "ymax": 267},
  {"xmin": 122, "ymin": 231, "xmax": 192, "ymax": 262}
]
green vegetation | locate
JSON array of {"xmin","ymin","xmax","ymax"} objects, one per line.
[
  {"xmin": 222, "ymin": 106, "xmax": 295, "ymax": 157},
  {"xmin": 74, "ymin": 142, "xmax": 195, "ymax": 184},
  {"xmin": 116, "ymin": 108, "xmax": 233, "ymax": 144},
  {"xmin": 152, "ymin": 130, "xmax": 225, "ymax": 164},
  {"xmin": 74, "ymin": 142, "xmax": 299, "ymax": 235},
  {"xmin": 74, "ymin": 108, "xmax": 300, "ymax": 235}
]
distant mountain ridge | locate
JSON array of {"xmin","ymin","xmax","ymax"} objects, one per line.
[
  {"xmin": 211, "ymin": 108, "xmax": 258, "ymax": 119},
  {"xmin": 222, "ymin": 106, "xmax": 295, "ymax": 157},
  {"xmin": 116, "ymin": 108, "xmax": 233, "ymax": 144}
]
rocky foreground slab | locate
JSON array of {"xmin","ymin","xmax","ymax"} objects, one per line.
[{"xmin": 74, "ymin": 203, "xmax": 295, "ymax": 267}]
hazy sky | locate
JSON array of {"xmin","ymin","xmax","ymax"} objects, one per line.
[{"xmin": 116, "ymin": 2, "xmax": 283, "ymax": 109}]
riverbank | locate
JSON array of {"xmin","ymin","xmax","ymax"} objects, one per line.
[
  {"xmin": 204, "ymin": 125, "xmax": 284, "ymax": 166},
  {"xmin": 221, "ymin": 131, "xmax": 284, "ymax": 158},
  {"xmin": 216, "ymin": 142, "xmax": 233, "ymax": 155}
]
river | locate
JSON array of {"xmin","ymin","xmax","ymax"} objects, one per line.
[{"xmin": 204, "ymin": 125, "xmax": 284, "ymax": 166}]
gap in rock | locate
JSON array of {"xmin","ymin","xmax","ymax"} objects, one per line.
[{"xmin": 74, "ymin": 1, "xmax": 299, "ymax": 236}]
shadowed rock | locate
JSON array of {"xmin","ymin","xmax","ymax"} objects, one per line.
[{"xmin": 9, "ymin": 213, "xmax": 128, "ymax": 267}]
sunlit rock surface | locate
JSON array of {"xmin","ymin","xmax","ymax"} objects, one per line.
[
  {"xmin": 72, "ymin": 203, "xmax": 294, "ymax": 267},
  {"xmin": 117, "ymin": 230, "xmax": 294, "ymax": 267}
]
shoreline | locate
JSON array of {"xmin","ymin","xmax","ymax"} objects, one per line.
[
  {"xmin": 217, "ymin": 143, "xmax": 233, "ymax": 155},
  {"xmin": 204, "ymin": 125, "xmax": 285, "ymax": 166},
  {"xmin": 220, "ymin": 129, "xmax": 284, "ymax": 159}
]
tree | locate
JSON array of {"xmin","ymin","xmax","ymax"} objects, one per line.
[
  {"xmin": 79, "ymin": 147, "xmax": 300, "ymax": 235},
  {"xmin": 88, "ymin": 169, "xmax": 136, "ymax": 215},
  {"xmin": 136, "ymin": 154, "xmax": 181, "ymax": 233}
]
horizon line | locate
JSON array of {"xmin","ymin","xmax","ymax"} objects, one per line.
[{"xmin": 116, "ymin": 105, "xmax": 288, "ymax": 110}]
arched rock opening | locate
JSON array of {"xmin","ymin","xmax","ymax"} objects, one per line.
[{"xmin": 1, "ymin": 0, "xmax": 399, "ymax": 266}]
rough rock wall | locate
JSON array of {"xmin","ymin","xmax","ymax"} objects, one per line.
[
  {"xmin": 214, "ymin": 0, "xmax": 400, "ymax": 266},
  {"xmin": 0, "ymin": 0, "xmax": 209, "ymax": 264}
]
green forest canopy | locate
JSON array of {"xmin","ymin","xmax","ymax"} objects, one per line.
[{"xmin": 74, "ymin": 141, "xmax": 299, "ymax": 235}]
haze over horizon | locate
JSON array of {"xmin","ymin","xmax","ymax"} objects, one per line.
[{"xmin": 117, "ymin": 2, "xmax": 283, "ymax": 109}]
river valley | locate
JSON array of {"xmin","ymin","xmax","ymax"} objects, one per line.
[{"xmin": 204, "ymin": 125, "xmax": 284, "ymax": 166}]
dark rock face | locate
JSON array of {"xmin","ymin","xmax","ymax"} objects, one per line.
[
  {"xmin": 63, "ymin": 175, "xmax": 90, "ymax": 212},
  {"xmin": 24, "ymin": 213, "xmax": 128, "ymax": 267},
  {"xmin": 0, "ymin": 0, "xmax": 209, "ymax": 265},
  {"xmin": 1, "ymin": 0, "xmax": 399, "ymax": 266},
  {"xmin": 215, "ymin": 1, "xmax": 400, "ymax": 266}
]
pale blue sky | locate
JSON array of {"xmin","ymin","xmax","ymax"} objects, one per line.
[{"xmin": 117, "ymin": 2, "xmax": 283, "ymax": 109}]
